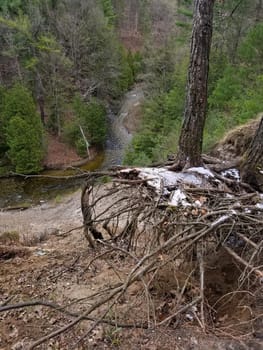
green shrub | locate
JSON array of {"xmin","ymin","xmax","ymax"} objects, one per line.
[{"xmin": 75, "ymin": 138, "xmax": 87, "ymax": 157}]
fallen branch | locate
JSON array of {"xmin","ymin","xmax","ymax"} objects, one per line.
[
  {"xmin": 0, "ymin": 300, "xmax": 147, "ymax": 329},
  {"xmin": 223, "ymin": 245, "xmax": 263, "ymax": 279},
  {"xmin": 157, "ymin": 297, "xmax": 202, "ymax": 326}
]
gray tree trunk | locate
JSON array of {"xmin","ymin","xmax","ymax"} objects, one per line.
[
  {"xmin": 241, "ymin": 117, "xmax": 263, "ymax": 191},
  {"xmin": 171, "ymin": 0, "xmax": 215, "ymax": 170}
]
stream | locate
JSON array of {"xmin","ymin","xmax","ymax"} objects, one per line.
[{"xmin": 0, "ymin": 85, "xmax": 144, "ymax": 208}]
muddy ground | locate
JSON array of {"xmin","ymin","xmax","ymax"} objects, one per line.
[{"xmin": 0, "ymin": 191, "xmax": 262, "ymax": 350}]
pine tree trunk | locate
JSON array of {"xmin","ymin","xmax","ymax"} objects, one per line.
[
  {"xmin": 241, "ymin": 117, "xmax": 263, "ymax": 191},
  {"xmin": 171, "ymin": 0, "xmax": 215, "ymax": 170}
]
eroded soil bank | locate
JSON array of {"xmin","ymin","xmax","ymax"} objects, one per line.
[{"xmin": 0, "ymin": 184, "xmax": 262, "ymax": 349}]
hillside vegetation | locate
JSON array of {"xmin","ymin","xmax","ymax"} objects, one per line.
[
  {"xmin": 1, "ymin": 2, "xmax": 263, "ymax": 349},
  {"xmin": 125, "ymin": 0, "xmax": 263, "ymax": 165},
  {"xmin": 0, "ymin": 0, "xmax": 263, "ymax": 172},
  {"xmin": 0, "ymin": 0, "xmax": 139, "ymax": 173}
]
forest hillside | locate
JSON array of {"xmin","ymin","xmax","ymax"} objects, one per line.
[
  {"xmin": 0, "ymin": 0, "xmax": 182, "ymax": 173},
  {"xmin": 1, "ymin": 0, "xmax": 263, "ymax": 173},
  {"xmin": 0, "ymin": 1, "xmax": 263, "ymax": 350}
]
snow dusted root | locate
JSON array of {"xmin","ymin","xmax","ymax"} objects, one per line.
[
  {"xmin": 81, "ymin": 167, "xmax": 263, "ymax": 279},
  {"xmin": 78, "ymin": 167, "xmax": 263, "ymax": 344}
]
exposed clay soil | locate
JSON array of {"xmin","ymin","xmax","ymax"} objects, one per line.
[
  {"xmin": 42, "ymin": 134, "xmax": 98, "ymax": 169},
  {"xmin": 0, "ymin": 191, "xmax": 262, "ymax": 350},
  {"xmin": 43, "ymin": 134, "xmax": 82, "ymax": 169}
]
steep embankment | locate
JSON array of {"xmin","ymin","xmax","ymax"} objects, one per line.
[
  {"xmin": 210, "ymin": 116, "xmax": 261, "ymax": 161},
  {"xmin": 43, "ymin": 134, "xmax": 82, "ymax": 169}
]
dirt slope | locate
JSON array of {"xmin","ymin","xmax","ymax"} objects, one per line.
[{"xmin": 0, "ymin": 190, "xmax": 262, "ymax": 349}]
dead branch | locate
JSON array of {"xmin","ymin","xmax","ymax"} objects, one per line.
[
  {"xmin": 223, "ymin": 245, "xmax": 263, "ymax": 279},
  {"xmin": 157, "ymin": 296, "xmax": 202, "ymax": 326},
  {"xmin": 28, "ymin": 286, "xmax": 124, "ymax": 349},
  {"xmin": 0, "ymin": 300, "xmax": 147, "ymax": 329},
  {"xmin": 197, "ymin": 241, "xmax": 205, "ymax": 330},
  {"xmin": 71, "ymin": 298, "xmax": 119, "ymax": 349},
  {"xmin": 5, "ymin": 166, "xmax": 260, "ymax": 348},
  {"xmin": 0, "ymin": 295, "xmax": 14, "ymax": 306}
]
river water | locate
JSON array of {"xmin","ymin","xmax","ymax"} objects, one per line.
[{"xmin": 0, "ymin": 85, "xmax": 143, "ymax": 208}]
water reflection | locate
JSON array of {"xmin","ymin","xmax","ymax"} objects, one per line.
[{"xmin": 0, "ymin": 153, "xmax": 105, "ymax": 208}]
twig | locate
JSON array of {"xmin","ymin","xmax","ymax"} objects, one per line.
[
  {"xmin": 1, "ymin": 295, "xmax": 14, "ymax": 306},
  {"xmin": 71, "ymin": 297, "xmax": 119, "ymax": 349},
  {"xmin": 230, "ymin": 0, "xmax": 245, "ymax": 17},
  {"xmin": 82, "ymin": 248, "xmax": 116, "ymax": 274},
  {"xmin": 157, "ymin": 297, "xmax": 201, "ymax": 326},
  {"xmin": 235, "ymin": 232, "xmax": 259, "ymax": 250},
  {"xmin": 0, "ymin": 300, "xmax": 147, "ymax": 329},
  {"xmin": 112, "ymin": 178, "xmax": 151, "ymax": 185},
  {"xmin": 212, "ymin": 290, "xmax": 255, "ymax": 310},
  {"xmin": 28, "ymin": 286, "xmax": 122, "ymax": 349},
  {"xmin": 59, "ymin": 225, "xmax": 84, "ymax": 237},
  {"xmin": 197, "ymin": 241, "xmax": 206, "ymax": 330},
  {"xmin": 223, "ymin": 245, "xmax": 263, "ymax": 278}
]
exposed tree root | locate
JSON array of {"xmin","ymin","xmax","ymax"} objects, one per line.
[{"xmin": 1, "ymin": 166, "xmax": 262, "ymax": 348}]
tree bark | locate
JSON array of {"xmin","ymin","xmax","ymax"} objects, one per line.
[
  {"xmin": 241, "ymin": 116, "xmax": 263, "ymax": 191},
  {"xmin": 171, "ymin": 0, "xmax": 215, "ymax": 171}
]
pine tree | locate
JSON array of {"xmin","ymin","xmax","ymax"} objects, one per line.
[{"xmin": 3, "ymin": 84, "xmax": 44, "ymax": 173}]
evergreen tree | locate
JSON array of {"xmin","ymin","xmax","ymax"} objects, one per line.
[
  {"xmin": 6, "ymin": 116, "xmax": 43, "ymax": 173},
  {"xmin": 2, "ymin": 84, "xmax": 44, "ymax": 173}
]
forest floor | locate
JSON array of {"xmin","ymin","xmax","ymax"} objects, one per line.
[{"xmin": 0, "ymin": 188, "xmax": 262, "ymax": 350}]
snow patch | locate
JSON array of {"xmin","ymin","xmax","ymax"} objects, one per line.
[
  {"xmin": 221, "ymin": 168, "xmax": 240, "ymax": 181},
  {"xmin": 211, "ymin": 215, "xmax": 231, "ymax": 228},
  {"xmin": 194, "ymin": 200, "xmax": 202, "ymax": 207},
  {"xmin": 256, "ymin": 203, "xmax": 263, "ymax": 209},
  {"xmin": 256, "ymin": 194, "xmax": 263, "ymax": 209},
  {"xmin": 137, "ymin": 167, "xmax": 205, "ymax": 193},
  {"xmin": 120, "ymin": 166, "xmax": 234, "ymax": 208},
  {"xmin": 168, "ymin": 189, "xmax": 190, "ymax": 207},
  {"xmin": 187, "ymin": 167, "xmax": 214, "ymax": 178}
]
